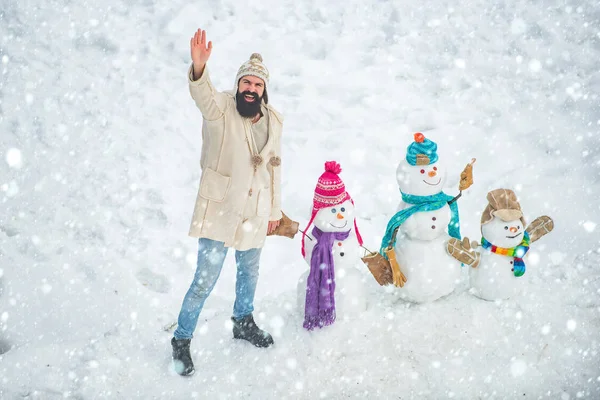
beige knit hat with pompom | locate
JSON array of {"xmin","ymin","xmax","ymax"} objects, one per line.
[{"xmin": 235, "ymin": 53, "xmax": 269, "ymax": 88}]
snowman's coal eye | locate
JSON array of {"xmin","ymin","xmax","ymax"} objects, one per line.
[
  {"xmin": 433, "ymin": 166, "xmax": 437, "ymax": 171},
  {"xmin": 517, "ymin": 225, "xmax": 520, "ymax": 229},
  {"xmin": 504, "ymin": 226, "xmax": 509, "ymax": 230},
  {"xmin": 341, "ymin": 207, "xmax": 346, "ymax": 212},
  {"xmin": 331, "ymin": 208, "xmax": 336, "ymax": 213},
  {"xmin": 420, "ymin": 169, "xmax": 425, "ymax": 174}
]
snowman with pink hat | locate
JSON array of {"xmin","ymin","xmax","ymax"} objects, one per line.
[{"xmin": 298, "ymin": 161, "xmax": 367, "ymax": 331}]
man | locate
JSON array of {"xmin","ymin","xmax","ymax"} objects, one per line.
[{"xmin": 171, "ymin": 29, "xmax": 283, "ymax": 376}]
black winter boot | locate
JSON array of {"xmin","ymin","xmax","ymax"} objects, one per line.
[
  {"xmin": 171, "ymin": 337, "xmax": 195, "ymax": 376},
  {"xmin": 232, "ymin": 314, "xmax": 274, "ymax": 348}
]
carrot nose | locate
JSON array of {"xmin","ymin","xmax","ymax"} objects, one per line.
[
  {"xmin": 337, "ymin": 213, "xmax": 344, "ymax": 219},
  {"xmin": 428, "ymin": 171, "xmax": 437, "ymax": 177},
  {"xmin": 510, "ymin": 226, "xmax": 518, "ymax": 233}
]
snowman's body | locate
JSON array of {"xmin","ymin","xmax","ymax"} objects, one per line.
[
  {"xmin": 470, "ymin": 250, "xmax": 524, "ymax": 300},
  {"xmin": 470, "ymin": 216, "xmax": 527, "ymax": 300},
  {"xmin": 392, "ymin": 159, "xmax": 461, "ymax": 303},
  {"xmin": 394, "ymin": 202, "xmax": 460, "ymax": 303},
  {"xmin": 298, "ymin": 200, "xmax": 367, "ymax": 318}
]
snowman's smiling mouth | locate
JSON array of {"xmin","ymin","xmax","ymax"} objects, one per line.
[
  {"xmin": 330, "ymin": 221, "xmax": 348, "ymax": 229},
  {"xmin": 423, "ymin": 178, "xmax": 441, "ymax": 186},
  {"xmin": 506, "ymin": 232, "xmax": 523, "ymax": 239}
]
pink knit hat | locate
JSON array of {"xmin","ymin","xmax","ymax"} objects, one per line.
[{"xmin": 301, "ymin": 161, "xmax": 363, "ymax": 257}]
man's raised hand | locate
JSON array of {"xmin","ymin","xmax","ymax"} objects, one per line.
[{"xmin": 190, "ymin": 29, "xmax": 212, "ymax": 78}]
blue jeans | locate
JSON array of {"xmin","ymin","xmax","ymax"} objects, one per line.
[{"xmin": 173, "ymin": 238, "xmax": 262, "ymax": 340}]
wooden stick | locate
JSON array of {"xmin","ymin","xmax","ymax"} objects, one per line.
[
  {"xmin": 299, "ymin": 228, "xmax": 313, "ymax": 241},
  {"xmin": 448, "ymin": 191, "xmax": 462, "ymax": 205},
  {"xmin": 162, "ymin": 321, "xmax": 177, "ymax": 332},
  {"xmin": 360, "ymin": 245, "xmax": 376, "ymax": 255},
  {"xmin": 449, "ymin": 157, "xmax": 477, "ymax": 205}
]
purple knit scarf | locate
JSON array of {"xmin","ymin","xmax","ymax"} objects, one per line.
[{"xmin": 303, "ymin": 226, "xmax": 350, "ymax": 331}]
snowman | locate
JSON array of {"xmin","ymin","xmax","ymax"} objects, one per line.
[
  {"xmin": 447, "ymin": 188, "xmax": 554, "ymax": 300},
  {"xmin": 379, "ymin": 132, "xmax": 473, "ymax": 303},
  {"xmin": 298, "ymin": 161, "xmax": 367, "ymax": 330}
]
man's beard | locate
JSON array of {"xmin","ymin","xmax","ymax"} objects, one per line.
[{"xmin": 236, "ymin": 91, "xmax": 262, "ymax": 118}]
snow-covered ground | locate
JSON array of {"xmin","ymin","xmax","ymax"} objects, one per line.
[{"xmin": 1, "ymin": 0, "xmax": 599, "ymax": 398}]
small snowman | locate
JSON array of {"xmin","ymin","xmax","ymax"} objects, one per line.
[
  {"xmin": 379, "ymin": 133, "xmax": 474, "ymax": 303},
  {"xmin": 447, "ymin": 188, "xmax": 554, "ymax": 300},
  {"xmin": 299, "ymin": 161, "xmax": 366, "ymax": 330}
]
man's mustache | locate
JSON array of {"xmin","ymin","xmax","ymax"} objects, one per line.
[{"xmin": 240, "ymin": 91, "xmax": 259, "ymax": 101}]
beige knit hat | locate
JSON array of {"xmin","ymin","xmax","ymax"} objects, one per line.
[
  {"xmin": 481, "ymin": 188, "xmax": 526, "ymax": 226},
  {"xmin": 235, "ymin": 53, "xmax": 269, "ymax": 88}
]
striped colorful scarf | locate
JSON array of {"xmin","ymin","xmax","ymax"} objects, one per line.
[{"xmin": 481, "ymin": 231, "xmax": 530, "ymax": 277}]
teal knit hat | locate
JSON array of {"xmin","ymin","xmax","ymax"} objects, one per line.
[{"xmin": 406, "ymin": 132, "xmax": 439, "ymax": 165}]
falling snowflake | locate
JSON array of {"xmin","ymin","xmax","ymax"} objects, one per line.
[
  {"xmin": 286, "ymin": 358, "xmax": 298, "ymax": 370},
  {"xmin": 454, "ymin": 59, "xmax": 466, "ymax": 69},
  {"xmin": 510, "ymin": 359, "xmax": 527, "ymax": 377},
  {"xmin": 510, "ymin": 18, "xmax": 527, "ymax": 35},
  {"xmin": 41, "ymin": 283, "xmax": 53, "ymax": 294},
  {"xmin": 541, "ymin": 325, "xmax": 551, "ymax": 335},
  {"xmin": 5, "ymin": 148, "xmax": 23, "ymax": 169},
  {"xmin": 582, "ymin": 221, "xmax": 596, "ymax": 233},
  {"xmin": 528, "ymin": 59, "xmax": 542, "ymax": 72}
]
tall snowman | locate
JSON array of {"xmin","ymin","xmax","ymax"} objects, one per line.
[
  {"xmin": 380, "ymin": 133, "xmax": 466, "ymax": 303},
  {"xmin": 299, "ymin": 161, "xmax": 366, "ymax": 330},
  {"xmin": 447, "ymin": 188, "xmax": 554, "ymax": 300}
]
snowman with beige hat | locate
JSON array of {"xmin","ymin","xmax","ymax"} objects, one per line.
[{"xmin": 447, "ymin": 188, "xmax": 554, "ymax": 300}]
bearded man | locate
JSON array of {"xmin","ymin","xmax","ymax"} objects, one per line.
[{"xmin": 171, "ymin": 29, "xmax": 284, "ymax": 376}]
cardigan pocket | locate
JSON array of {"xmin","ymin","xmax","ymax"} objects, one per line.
[
  {"xmin": 199, "ymin": 168, "xmax": 231, "ymax": 202},
  {"xmin": 256, "ymin": 188, "xmax": 271, "ymax": 217}
]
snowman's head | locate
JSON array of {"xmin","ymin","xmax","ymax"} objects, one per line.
[
  {"xmin": 396, "ymin": 159, "xmax": 446, "ymax": 196},
  {"xmin": 301, "ymin": 161, "xmax": 364, "ymax": 257},
  {"xmin": 397, "ymin": 132, "xmax": 445, "ymax": 196},
  {"xmin": 313, "ymin": 199, "xmax": 355, "ymax": 233},
  {"xmin": 480, "ymin": 188, "xmax": 527, "ymax": 247},
  {"xmin": 481, "ymin": 216, "xmax": 525, "ymax": 248}
]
